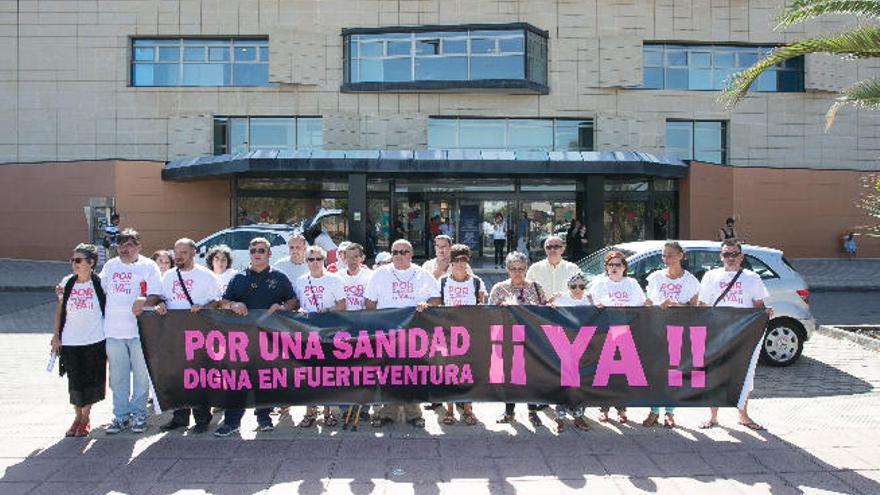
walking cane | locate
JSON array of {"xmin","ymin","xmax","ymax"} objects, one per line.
[{"xmin": 342, "ymin": 404, "xmax": 355, "ymax": 430}]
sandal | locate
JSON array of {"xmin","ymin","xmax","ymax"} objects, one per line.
[
  {"xmin": 462, "ymin": 412, "xmax": 478, "ymax": 426},
  {"xmin": 642, "ymin": 412, "xmax": 659, "ymax": 427},
  {"xmin": 496, "ymin": 413, "xmax": 515, "ymax": 424},
  {"xmin": 699, "ymin": 420, "xmax": 719, "ymax": 429},
  {"xmin": 298, "ymin": 414, "xmax": 318, "ymax": 428},
  {"xmin": 528, "ymin": 412, "xmax": 542, "ymax": 428},
  {"xmin": 65, "ymin": 420, "xmax": 80, "ymax": 437},
  {"xmin": 573, "ymin": 416, "xmax": 591, "ymax": 431},
  {"xmin": 442, "ymin": 411, "xmax": 456, "ymax": 425},
  {"xmin": 617, "ymin": 409, "xmax": 628, "ymax": 424},
  {"xmin": 555, "ymin": 419, "xmax": 565, "ymax": 433},
  {"xmin": 663, "ymin": 414, "xmax": 676, "ymax": 429},
  {"xmin": 738, "ymin": 420, "xmax": 764, "ymax": 431},
  {"xmin": 323, "ymin": 412, "xmax": 338, "ymax": 428},
  {"xmin": 407, "ymin": 417, "xmax": 426, "ymax": 428},
  {"xmin": 597, "ymin": 408, "xmax": 611, "ymax": 422}
]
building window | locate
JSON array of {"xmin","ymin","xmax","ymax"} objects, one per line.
[
  {"xmin": 643, "ymin": 44, "xmax": 804, "ymax": 92},
  {"xmin": 213, "ymin": 117, "xmax": 322, "ymax": 155},
  {"xmin": 342, "ymin": 24, "xmax": 548, "ymax": 93},
  {"xmin": 665, "ymin": 120, "xmax": 727, "ymax": 164},
  {"xmin": 132, "ymin": 38, "xmax": 270, "ymax": 87},
  {"xmin": 428, "ymin": 118, "xmax": 593, "ymax": 151}
]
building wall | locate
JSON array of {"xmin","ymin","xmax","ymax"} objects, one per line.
[
  {"xmin": 0, "ymin": 160, "xmax": 230, "ymax": 260},
  {"xmin": 682, "ymin": 162, "xmax": 880, "ymax": 258},
  {"xmin": 1, "ymin": 1, "xmax": 879, "ymax": 170}
]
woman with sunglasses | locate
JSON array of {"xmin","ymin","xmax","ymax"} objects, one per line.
[
  {"xmin": 51, "ymin": 244, "xmax": 107, "ymax": 437},
  {"xmin": 549, "ymin": 272, "xmax": 592, "ymax": 432},
  {"xmin": 588, "ymin": 250, "xmax": 646, "ymax": 424},
  {"xmin": 294, "ymin": 245, "xmax": 346, "ymax": 428},
  {"xmin": 642, "ymin": 241, "xmax": 700, "ymax": 428},
  {"xmin": 488, "ymin": 251, "xmax": 548, "ymax": 428}
]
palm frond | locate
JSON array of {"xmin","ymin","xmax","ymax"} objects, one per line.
[
  {"xmin": 826, "ymin": 78, "xmax": 880, "ymax": 128},
  {"xmin": 777, "ymin": 0, "xmax": 880, "ymax": 29},
  {"xmin": 719, "ymin": 26, "xmax": 880, "ymax": 109}
]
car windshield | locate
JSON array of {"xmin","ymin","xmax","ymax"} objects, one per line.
[{"xmin": 578, "ymin": 246, "xmax": 635, "ymax": 283}]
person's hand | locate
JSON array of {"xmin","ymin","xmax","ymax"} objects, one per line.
[
  {"xmin": 266, "ymin": 303, "xmax": 284, "ymax": 315},
  {"xmin": 54, "ymin": 286, "xmax": 63, "ymax": 299},
  {"xmin": 229, "ymin": 301, "xmax": 248, "ymax": 316},
  {"xmin": 50, "ymin": 334, "xmax": 61, "ymax": 355},
  {"xmin": 189, "ymin": 304, "xmax": 201, "ymax": 314},
  {"xmin": 132, "ymin": 297, "xmax": 147, "ymax": 316},
  {"xmin": 297, "ymin": 307, "xmax": 308, "ymax": 314},
  {"xmin": 415, "ymin": 302, "xmax": 429, "ymax": 312},
  {"xmin": 155, "ymin": 302, "xmax": 168, "ymax": 315},
  {"xmin": 766, "ymin": 307, "xmax": 774, "ymax": 318},
  {"xmin": 594, "ymin": 303, "xmax": 605, "ymax": 309}
]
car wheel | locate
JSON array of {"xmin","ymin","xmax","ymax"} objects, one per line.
[{"xmin": 760, "ymin": 318, "xmax": 805, "ymax": 367}]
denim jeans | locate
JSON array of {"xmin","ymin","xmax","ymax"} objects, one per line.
[
  {"xmin": 555, "ymin": 405, "xmax": 584, "ymax": 419},
  {"xmin": 650, "ymin": 406, "xmax": 675, "ymax": 415},
  {"xmin": 105, "ymin": 337, "xmax": 149, "ymax": 422}
]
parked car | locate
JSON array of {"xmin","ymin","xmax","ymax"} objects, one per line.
[
  {"xmin": 577, "ymin": 240, "xmax": 815, "ymax": 367},
  {"xmin": 194, "ymin": 208, "xmax": 343, "ymax": 271}
]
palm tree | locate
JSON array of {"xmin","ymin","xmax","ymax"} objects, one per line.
[{"xmin": 719, "ymin": 0, "xmax": 880, "ymax": 129}]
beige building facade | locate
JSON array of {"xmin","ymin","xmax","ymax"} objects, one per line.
[{"xmin": 0, "ymin": 0, "xmax": 878, "ymax": 259}]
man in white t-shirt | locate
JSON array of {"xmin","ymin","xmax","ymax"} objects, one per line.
[
  {"xmin": 99, "ymin": 229, "xmax": 162, "ymax": 435},
  {"xmin": 698, "ymin": 240, "xmax": 770, "ymax": 431},
  {"xmin": 365, "ymin": 239, "xmax": 440, "ymax": 428},
  {"xmin": 273, "ymin": 233, "xmax": 308, "ymax": 285},
  {"xmin": 136, "ymin": 238, "xmax": 222, "ymax": 434},
  {"xmin": 526, "ymin": 235, "xmax": 582, "ymax": 299},
  {"xmin": 422, "ymin": 235, "xmax": 453, "ymax": 280},
  {"xmin": 338, "ymin": 243, "xmax": 373, "ymax": 311}
]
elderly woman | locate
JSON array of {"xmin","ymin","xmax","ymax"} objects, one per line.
[
  {"xmin": 51, "ymin": 244, "xmax": 107, "ymax": 437},
  {"xmin": 549, "ymin": 272, "xmax": 592, "ymax": 432},
  {"xmin": 489, "ymin": 251, "xmax": 548, "ymax": 428},
  {"xmin": 207, "ymin": 244, "xmax": 237, "ymax": 295},
  {"xmin": 588, "ymin": 249, "xmax": 647, "ymax": 424},
  {"xmin": 150, "ymin": 249, "xmax": 173, "ymax": 277}
]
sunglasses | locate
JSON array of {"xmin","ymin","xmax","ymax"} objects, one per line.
[
  {"xmin": 249, "ymin": 247, "xmax": 268, "ymax": 254},
  {"xmin": 569, "ymin": 284, "xmax": 586, "ymax": 290},
  {"xmin": 307, "ymin": 257, "xmax": 324, "ymax": 262},
  {"xmin": 70, "ymin": 257, "xmax": 88, "ymax": 264},
  {"xmin": 545, "ymin": 245, "xmax": 564, "ymax": 250},
  {"xmin": 391, "ymin": 250, "xmax": 411, "ymax": 256},
  {"xmin": 721, "ymin": 252, "xmax": 741, "ymax": 259}
]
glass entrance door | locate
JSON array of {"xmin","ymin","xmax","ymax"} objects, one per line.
[
  {"xmin": 396, "ymin": 196, "xmax": 427, "ymax": 258},
  {"xmin": 481, "ymin": 200, "xmax": 514, "ymax": 266}
]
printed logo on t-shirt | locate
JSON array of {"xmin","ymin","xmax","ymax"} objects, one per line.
[
  {"xmin": 718, "ymin": 280, "xmax": 744, "ymax": 305},
  {"xmin": 447, "ymin": 286, "xmax": 472, "ymax": 306},
  {"xmin": 606, "ymin": 290, "xmax": 630, "ymax": 305},
  {"xmin": 172, "ymin": 279, "xmax": 194, "ymax": 302},
  {"xmin": 657, "ymin": 282, "xmax": 683, "ymax": 301},
  {"xmin": 111, "ymin": 271, "xmax": 134, "ymax": 295},
  {"xmin": 392, "ymin": 281, "xmax": 415, "ymax": 302},
  {"xmin": 303, "ymin": 283, "xmax": 326, "ymax": 309},
  {"xmin": 67, "ymin": 286, "xmax": 95, "ymax": 311},
  {"xmin": 344, "ymin": 283, "xmax": 366, "ymax": 308}
]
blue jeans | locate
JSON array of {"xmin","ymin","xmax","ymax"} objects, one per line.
[
  {"xmin": 105, "ymin": 337, "xmax": 149, "ymax": 422},
  {"xmin": 650, "ymin": 407, "xmax": 675, "ymax": 415}
]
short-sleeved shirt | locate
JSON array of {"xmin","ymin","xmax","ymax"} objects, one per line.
[
  {"xmin": 553, "ymin": 293, "xmax": 592, "ymax": 307},
  {"xmin": 57, "ymin": 275, "xmax": 104, "ymax": 346},
  {"xmin": 526, "ymin": 259, "xmax": 582, "ymax": 298},
  {"xmin": 698, "ymin": 268, "xmax": 769, "ymax": 308},
  {"xmin": 421, "ymin": 258, "xmax": 453, "ymax": 279},
  {"xmin": 588, "ymin": 275, "xmax": 646, "ymax": 307},
  {"xmin": 216, "ymin": 269, "xmax": 238, "ymax": 296},
  {"xmin": 440, "ymin": 275, "xmax": 487, "ymax": 306},
  {"xmin": 162, "ymin": 265, "xmax": 222, "ymax": 310},
  {"xmin": 273, "ymin": 258, "xmax": 308, "ymax": 287},
  {"xmin": 100, "ymin": 255, "xmax": 162, "ymax": 339},
  {"xmin": 295, "ymin": 273, "xmax": 346, "ymax": 313},
  {"xmin": 364, "ymin": 265, "xmax": 440, "ymax": 309},
  {"xmin": 223, "ymin": 267, "xmax": 296, "ymax": 310},
  {"xmin": 645, "ymin": 269, "xmax": 701, "ymax": 305},
  {"xmin": 339, "ymin": 267, "xmax": 374, "ymax": 311},
  {"xmin": 488, "ymin": 279, "xmax": 547, "ymax": 306}
]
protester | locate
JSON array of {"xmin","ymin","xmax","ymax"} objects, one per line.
[
  {"xmin": 642, "ymin": 241, "xmax": 700, "ymax": 428},
  {"xmin": 207, "ymin": 244, "xmax": 237, "ymax": 294},
  {"xmin": 136, "ymin": 238, "xmax": 222, "ymax": 434},
  {"xmin": 489, "ymin": 251, "xmax": 548, "ymax": 427},
  {"xmin": 151, "ymin": 249, "xmax": 173, "ymax": 277},
  {"xmin": 100, "ymin": 229, "xmax": 162, "ymax": 434},
  {"xmin": 104, "ymin": 213, "xmax": 120, "ymax": 258},
  {"xmin": 295, "ymin": 245, "xmax": 346, "ymax": 428},
  {"xmin": 52, "ymin": 243, "xmax": 107, "ymax": 437},
  {"xmin": 719, "ymin": 217, "xmax": 737, "ymax": 241},
  {"xmin": 492, "ymin": 213, "xmax": 507, "ymax": 268},
  {"xmin": 274, "ymin": 233, "xmax": 309, "ymax": 283},
  {"xmin": 526, "ymin": 235, "xmax": 581, "ymax": 299},
  {"xmin": 588, "ymin": 249, "xmax": 646, "ymax": 424},
  {"xmin": 330, "ymin": 241, "xmax": 352, "ymax": 273},
  {"xmin": 372, "ymin": 251, "xmax": 392, "ymax": 269},
  {"xmin": 548, "ymin": 272, "xmax": 592, "ymax": 432},
  {"xmin": 214, "ymin": 237, "xmax": 298, "ymax": 436},
  {"xmin": 338, "ymin": 243, "xmax": 373, "ymax": 311},
  {"xmin": 698, "ymin": 239, "xmax": 770, "ymax": 431},
  {"xmin": 422, "ymin": 235, "xmax": 454, "ymax": 279},
  {"xmin": 365, "ymin": 239, "xmax": 440, "ymax": 428}
]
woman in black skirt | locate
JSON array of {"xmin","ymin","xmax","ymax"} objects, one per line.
[{"xmin": 51, "ymin": 243, "xmax": 107, "ymax": 437}]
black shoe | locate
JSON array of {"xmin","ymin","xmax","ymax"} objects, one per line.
[
  {"xmin": 423, "ymin": 403, "xmax": 442, "ymax": 410},
  {"xmin": 191, "ymin": 423, "xmax": 210, "ymax": 434},
  {"xmin": 160, "ymin": 420, "xmax": 188, "ymax": 432}
]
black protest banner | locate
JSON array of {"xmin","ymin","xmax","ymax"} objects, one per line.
[{"xmin": 138, "ymin": 306, "xmax": 767, "ymax": 410}]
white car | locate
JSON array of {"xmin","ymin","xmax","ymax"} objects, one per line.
[{"xmin": 578, "ymin": 240, "xmax": 816, "ymax": 367}]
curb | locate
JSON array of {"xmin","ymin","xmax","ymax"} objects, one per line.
[{"xmin": 816, "ymin": 325, "xmax": 880, "ymax": 352}]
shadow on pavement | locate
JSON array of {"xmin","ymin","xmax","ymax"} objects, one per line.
[{"xmin": 750, "ymin": 356, "xmax": 873, "ymax": 399}]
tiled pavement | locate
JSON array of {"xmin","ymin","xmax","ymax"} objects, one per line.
[{"xmin": 0, "ymin": 332, "xmax": 878, "ymax": 494}]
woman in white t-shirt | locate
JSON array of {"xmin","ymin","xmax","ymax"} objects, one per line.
[
  {"xmin": 550, "ymin": 272, "xmax": 592, "ymax": 433},
  {"xmin": 207, "ymin": 244, "xmax": 238, "ymax": 296},
  {"xmin": 51, "ymin": 244, "xmax": 107, "ymax": 437},
  {"xmin": 587, "ymin": 250, "xmax": 647, "ymax": 424},
  {"xmin": 296, "ymin": 245, "xmax": 346, "ymax": 428},
  {"xmin": 642, "ymin": 241, "xmax": 699, "ymax": 429}
]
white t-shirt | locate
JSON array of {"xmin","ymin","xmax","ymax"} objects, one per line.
[
  {"xmin": 492, "ymin": 221, "xmax": 507, "ymax": 240},
  {"xmin": 295, "ymin": 273, "xmax": 346, "ymax": 313},
  {"xmin": 646, "ymin": 269, "xmax": 701, "ymax": 305},
  {"xmin": 339, "ymin": 267, "xmax": 374, "ymax": 311},
  {"xmin": 100, "ymin": 255, "xmax": 162, "ymax": 339},
  {"xmin": 215, "ymin": 269, "xmax": 238, "ymax": 296},
  {"xmin": 440, "ymin": 275, "xmax": 487, "ymax": 306},
  {"xmin": 57, "ymin": 275, "xmax": 104, "ymax": 346},
  {"xmin": 588, "ymin": 275, "xmax": 647, "ymax": 307},
  {"xmin": 273, "ymin": 258, "xmax": 308, "ymax": 287},
  {"xmin": 162, "ymin": 265, "xmax": 222, "ymax": 310},
  {"xmin": 698, "ymin": 268, "xmax": 769, "ymax": 308},
  {"xmin": 553, "ymin": 293, "xmax": 592, "ymax": 307},
  {"xmin": 365, "ymin": 265, "xmax": 440, "ymax": 309}
]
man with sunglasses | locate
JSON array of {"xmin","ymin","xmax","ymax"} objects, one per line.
[
  {"xmin": 214, "ymin": 237, "xmax": 298, "ymax": 437},
  {"xmin": 102, "ymin": 229, "xmax": 162, "ymax": 434},
  {"xmin": 364, "ymin": 239, "xmax": 441, "ymax": 428},
  {"xmin": 526, "ymin": 235, "xmax": 582, "ymax": 299},
  {"xmin": 698, "ymin": 239, "xmax": 770, "ymax": 431}
]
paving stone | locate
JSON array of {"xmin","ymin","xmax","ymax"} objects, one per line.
[
  {"xmin": 215, "ymin": 457, "xmax": 282, "ymax": 483},
  {"xmin": 109, "ymin": 457, "xmax": 177, "ymax": 482},
  {"xmin": 48, "ymin": 454, "xmax": 125, "ymax": 482},
  {"xmin": 649, "ymin": 452, "xmax": 716, "ymax": 476},
  {"xmin": 0, "ymin": 482, "xmax": 39, "ymax": 495},
  {"xmin": 0, "ymin": 456, "xmax": 69, "ymax": 482},
  {"xmin": 598, "ymin": 452, "xmax": 665, "ymax": 478},
  {"xmin": 700, "ymin": 452, "xmax": 768, "ymax": 476},
  {"xmin": 159, "ymin": 458, "xmax": 230, "ymax": 483}
]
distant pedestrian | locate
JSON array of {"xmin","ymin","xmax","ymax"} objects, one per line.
[
  {"xmin": 517, "ymin": 211, "xmax": 530, "ymax": 254},
  {"xmin": 103, "ymin": 213, "xmax": 120, "ymax": 258},
  {"xmin": 719, "ymin": 217, "xmax": 737, "ymax": 241},
  {"xmin": 843, "ymin": 231, "xmax": 857, "ymax": 260},
  {"xmin": 492, "ymin": 213, "xmax": 507, "ymax": 268}
]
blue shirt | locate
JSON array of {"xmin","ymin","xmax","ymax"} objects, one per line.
[{"xmin": 223, "ymin": 267, "xmax": 296, "ymax": 309}]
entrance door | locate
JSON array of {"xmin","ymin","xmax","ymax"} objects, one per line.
[
  {"xmin": 521, "ymin": 200, "xmax": 577, "ymax": 260},
  {"xmin": 481, "ymin": 200, "xmax": 514, "ymax": 266},
  {"xmin": 396, "ymin": 196, "xmax": 427, "ymax": 258}
]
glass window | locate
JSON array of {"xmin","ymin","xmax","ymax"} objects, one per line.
[
  {"xmin": 665, "ymin": 120, "xmax": 726, "ymax": 164},
  {"xmin": 630, "ymin": 253, "xmax": 664, "ymax": 288},
  {"xmin": 131, "ymin": 38, "xmax": 270, "ymax": 87},
  {"xmin": 428, "ymin": 118, "xmax": 594, "ymax": 151},
  {"xmin": 642, "ymin": 43, "xmax": 804, "ymax": 92},
  {"xmin": 744, "ymin": 255, "xmax": 779, "ymax": 280},
  {"xmin": 604, "ymin": 200, "xmax": 647, "ymax": 245},
  {"xmin": 213, "ymin": 117, "xmax": 323, "ymax": 155},
  {"xmin": 507, "ymin": 120, "xmax": 553, "ymax": 150},
  {"xmin": 687, "ymin": 250, "xmax": 721, "ymax": 281},
  {"xmin": 459, "ymin": 119, "xmax": 505, "ymax": 149}
]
